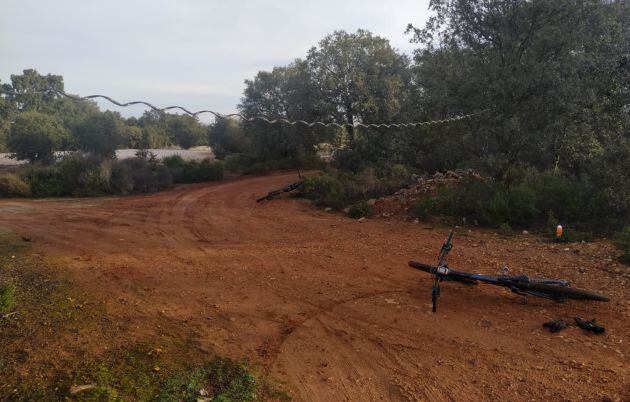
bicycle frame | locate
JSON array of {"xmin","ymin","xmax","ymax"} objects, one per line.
[{"xmin": 412, "ymin": 231, "xmax": 576, "ymax": 312}]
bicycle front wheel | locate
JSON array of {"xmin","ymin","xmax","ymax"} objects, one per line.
[{"xmin": 526, "ymin": 282, "xmax": 609, "ymax": 301}]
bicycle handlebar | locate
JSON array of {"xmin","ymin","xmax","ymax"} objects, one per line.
[{"xmin": 408, "ymin": 261, "xmax": 434, "ymax": 273}]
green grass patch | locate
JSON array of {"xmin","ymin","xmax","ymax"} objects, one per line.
[
  {"xmin": 65, "ymin": 347, "xmax": 261, "ymax": 401},
  {"xmin": 0, "ymin": 281, "xmax": 16, "ymax": 312}
]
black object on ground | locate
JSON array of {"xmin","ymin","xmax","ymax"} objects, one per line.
[
  {"xmin": 543, "ymin": 319, "xmax": 568, "ymax": 333},
  {"xmin": 574, "ymin": 317, "xmax": 605, "ymax": 334},
  {"xmin": 257, "ymin": 170, "xmax": 304, "ymax": 203},
  {"xmin": 256, "ymin": 181, "xmax": 303, "ymax": 202},
  {"xmin": 408, "ymin": 231, "xmax": 610, "ymax": 313}
]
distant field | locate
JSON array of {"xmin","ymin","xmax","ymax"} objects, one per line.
[{"xmin": 0, "ymin": 148, "xmax": 215, "ymax": 166}]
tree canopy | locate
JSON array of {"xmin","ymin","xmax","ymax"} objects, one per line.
[{"xmin": 7, "ymin": 111, "xmax": 69, "ymax": 163}]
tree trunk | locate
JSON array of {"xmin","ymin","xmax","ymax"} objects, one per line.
[{"xmin": 345, "ymin": 108, "xmax": 355, "ymax": 148}]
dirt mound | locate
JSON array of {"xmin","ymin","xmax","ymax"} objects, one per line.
[{"xmin": 373, "ymin": 169, "xmax": 485, "ymax": 217}]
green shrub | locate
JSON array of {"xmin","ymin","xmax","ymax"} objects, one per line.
[
  {"xmin": 158, "ymin": 358, "xmax": 257, "ymax": 402},
  {"xmin": 408, "ymin": 200, "xmax": 431, "ymax": 219},
  {"xmin": 180, "ymin": 159, "xmax": 224, "ymax": 183},
  {"xmin": 25, "ymin": 166, "xmax": 64, "ymax": 198},
  {"xmin": 57, "ymin": 154, "xmax": 108, "ymax": 196},
  {"xmin": 389, "ymin": 164, "xmax": 411, "ymax": 183},
  {"xmin": 110, "ymin": 161, "xmax": 135, "ymax": 194},
  {"xmin": 0, "ymin": 281, "xmax": 16, "ymax": 312},
  {"xmin": 302, "ymin": 173, "xmax": 346, "ymax": 208},
  {"xmin": 348, "ymin": 201, "xmax": 373, "ymax": 219},
  {"xmin": 161, "ymin": 154, "xmax": 187, "ymax": 170},
  {"xmin": 223, "ymin": 153, "xmax": 258, "ymax": 172},
  {"xmin": 498, "ymin": 222, "xmax": 513, "ymax": 236},
  {"xmin": 0, "ymin": 173, "xmax": 31, "ymax": 197},
  {"xmin": 616, "ymin": 227, "xmax": 630, "ymax": 264},
  {"xmin": 164, "ymin": 156, "xmax": 224, "ymax": 183},
  {"xmin": 110, "ymin": 158, "xmax": 173, "ymax": 194}
]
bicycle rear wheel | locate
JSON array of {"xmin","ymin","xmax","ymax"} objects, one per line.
[{"xmin": 526, "ymin": 282, "xmax": 609, "ymax": 301}]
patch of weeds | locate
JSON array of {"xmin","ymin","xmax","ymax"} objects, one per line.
[
  {"xmin": 348, "ymin": 201, "xmax": 372, "ymax": 219},
  {"xmin": 0, "ymin": 281, "xmax": 16, "ymax": 312},
  {"xmin": 158, "ymin": 357, "xmax": 257, "ymax": 402},
  {"xmin": 616, "ymin": 227, "xmax": 630, "ymax": 264},
  {"xmin": 498, "ymin": 222, "xmax": 514, "ymax": 236},
  {"xmin": 68, "ymin": 349, "xmax": 261, "ymax": 402}
]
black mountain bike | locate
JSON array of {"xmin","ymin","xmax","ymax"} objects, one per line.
[
  {"xmin": 256, "ymin": 170, "xmax": 304, "ymax": 202},
  {"xmin": 408, "ymin": 231, "xmax": 609, "ymax": 312}
]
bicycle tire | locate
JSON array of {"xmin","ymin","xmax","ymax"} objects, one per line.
[{"xmin": 524, "ymin": 282, "xmax": 609, "ymax": 301}]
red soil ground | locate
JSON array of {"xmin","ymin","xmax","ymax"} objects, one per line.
[{"xmin": 1, "ymin": 171, "xmax": 628, "ymax": 401}]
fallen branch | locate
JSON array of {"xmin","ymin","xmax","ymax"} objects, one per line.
[{"xmin": 1, "ymin": 311, "xmax": 18, "ymax": 319}]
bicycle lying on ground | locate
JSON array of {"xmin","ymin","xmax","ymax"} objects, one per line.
[
  {"xmin": 256, "ymin": 170, "xmax": 304, "ymax": 203},
  {"xmin": 408, "ymin": 231, "xmax": 609, "ymax": 312}
]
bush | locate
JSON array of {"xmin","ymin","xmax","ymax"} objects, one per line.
[
  {"xmin": 25, "ymin": 166, "xmax": 64, "ymax": 198},
  {"xmin": 616, "ymin": 227, "xmax": 630, "ymax": 264},
  {"xmin": 0, "ymin": 173, "xmax": 31, "ymax": 197},
  {"xmin": 498, "ymin": 222, "xmax": 514, "ymax": 236},
  {"xmin": 163, "ymin": 156, "xmax": 224, "ymax": 183},
  {"xmin": 302, "ymin": 168, "xmax": 413, "ymax": 209},
  {"xmin": 302, "ymin": 173, "xmax": 346, "ymax": 208},
  {"xmin": 407, "ymin": 186, "xmax": 456, "ymax": 220},
  {"xmin": 348, "ymin": 201, "xmax": 373, "ymax": 219},
  {"xmin": 57, "ymin": 154, "xmax": 108, "ymax": 196},
  {"xmin": 110, "ymin": 158, "xmax": 173, "ymax": 194},
  {"xmin": 23, "ymin": 154, "xmax": 108, "ymax": 197},
  {"xmin": 222, "ymin": 153, "xmax": 258, "ymax": 172},
  {"xmin": 180, "ymin": 159, "xmax": 224, "ymax": 183},
  {"xmin": 0, "ymin": 281, "xmax": 16, "ymax": 312}
]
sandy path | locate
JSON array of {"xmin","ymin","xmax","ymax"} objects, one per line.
[{"xmin": 1, "ymin": 172, "xmax": 628, "ymax": 401}]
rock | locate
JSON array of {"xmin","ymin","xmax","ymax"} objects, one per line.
[
  {"xmin": 522, "ymin": 230, "xmax": 529, "ymax": 235},
  {"xmin": 342, "ymin": 207, "xmax": 350, "ymax": 214},
  {"xmin": 324, "ymin": 207, "xmax": 332, "ymax": 212},
  {"xmin": 367, "ymin": 198, "xmax": 376, "ymax": 206},
  {"xmin": 21, "ymin": 235, "xmax": 32, "ymax": 242},
  {"xmin": 358, "ymin": 217, "xmax": 366, "ymax": 222}
]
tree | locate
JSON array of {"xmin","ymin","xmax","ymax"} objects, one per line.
[
  {"xmin": 72, "ymin": 111, "xmax": 124, "ymax": 158},
  {"xmin": 406, "ymin": 0, "xmax": 630, "ymax": 178},
  {"xmin": 239, "ymin": 60, "xmax": 331, "ymax": 161},
  {"xmin": 132, "ymin": 111, "xmax": 171, "ymax": 148},
  {"xmin": 165, "ymin": 114, "xmax": 205, "ymax": 149},
  {"xmin": 7, "ymin": 69, "xmax": 64, "ymax": 113},
  {"xmin": 306, "ymin": 30, "xmax": 411, "ymax": 146},
  {"xmin": 0, "ymin": 80, "xmax": 17, "ymax": 152},
  {"xmin": 208, "ymin": 117, "xmax": 250, "ymax": 159},
  {"xmin": 7, "ymin": 111, "xmax": 69, "ymax": 163}
]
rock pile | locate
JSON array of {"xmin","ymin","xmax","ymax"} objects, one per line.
[{"xmin": 372, "ymin": 169, "xmax": 485, "ymax": 217}]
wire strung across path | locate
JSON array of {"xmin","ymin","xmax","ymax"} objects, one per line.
[{"xmin": 0, "ymin": 87, "xmax": 490, "ymax": 129}]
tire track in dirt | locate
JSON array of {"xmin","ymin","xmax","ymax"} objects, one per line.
[{"xmin": 0, "ymin": 172, "xmax": 628, "ymax": 401}]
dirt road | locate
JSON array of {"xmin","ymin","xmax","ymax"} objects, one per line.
[{"xmin": 1, "ymin": 172, "xmax": 628, "ymax": 401}]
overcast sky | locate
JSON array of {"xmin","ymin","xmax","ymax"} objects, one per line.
[{"xmin": 1, "ymin": 0, "xmax": 430, "ymax": 120}]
